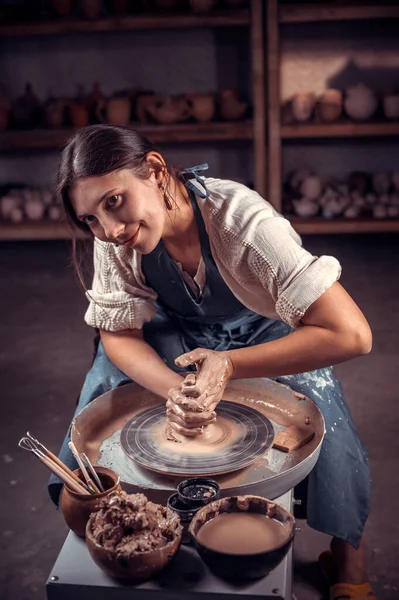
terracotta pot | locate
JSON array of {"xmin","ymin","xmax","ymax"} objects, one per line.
[
  {"xmin": 219, "ymin": 89, "xmax": 247, "ymax": 121},
  {"xmin": 185, "ymin": 93, "xmax": 215, "ymax": 122},
  {"xmin": 0, "ymin": 107, "xmax": 9, "ymax": 130},
  {"xmin": 106, "ymin": 0, "xmax": 130, "ymax": 15},
  {"xmin": 291, "ymin": 91, "xmax": 316, "ymax": 122},
  {"xmin": 383, "ymin": 94, "xmax": 399, "ymax": 120},
  {"xmin": 80, "ymin": 0, "xmax": 102, "ymax": 19},
  {"xmin": 61, "ymin": 466, "xmax": 121, "ymax": 538},
  {"xmin": 106, "ymin": 96, "xmax": 131, "ymax": 125},
  {"xmin": 319, "ymin": 89, "xmax": 342, "ymax": 123},
  {"xmin": 69, "ymin": 101, "xmax": 89, "ymax": 128},
  {"xmin": 154, "ymin": 0, "xmax": 180, "ymax": 9},
  {"xmin": 44, "ymin": 100, "xmax": 65, "ymax": 129},
  {"xmin": 146, "ymin": 93, "xmax": 191, "ymax": 124},
  {"xmin": 189, "ymin": 0, "xmax": 216, "ymax": 12},
  {"xmin": 51, "ymin": 0, "xmax": 72, "ymax": 17}
]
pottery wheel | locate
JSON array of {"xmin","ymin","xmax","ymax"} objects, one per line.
[{"xmin": 120, "ymin": 400, "xmax": 275, "ymax": 477}]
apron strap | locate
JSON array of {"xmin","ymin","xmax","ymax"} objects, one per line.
[{"xmin": 179, "ymin": 163, "xmax": 210, "ymax": 198}]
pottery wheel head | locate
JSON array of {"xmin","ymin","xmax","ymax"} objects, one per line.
[{"xmin": 120, "ymin": 400, "xmax": 275, "ymax": 477}]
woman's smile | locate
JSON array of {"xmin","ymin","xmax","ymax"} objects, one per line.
[{"xmin": 122, "ymin": 225, "xmax": 141, "ymax": 248}]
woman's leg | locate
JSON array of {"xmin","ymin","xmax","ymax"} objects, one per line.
[
  {"xmin": 276, "ymin": 367, "xmax": 371, "ymax": 583},
  {"xmin": 48, "ymin": 342, "xmax": 131, "ymax": 505}
]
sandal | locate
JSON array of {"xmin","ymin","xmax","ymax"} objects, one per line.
[{"xmin": 318, "ymin": 550, "xmax": 376, "ymax": 600}]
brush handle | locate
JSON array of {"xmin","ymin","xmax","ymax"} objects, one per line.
[
  {"xmin": 34, "ymin": 450, "xmax": 90, "ymax": 495},
  {"xmin": 68, "ymin": 442, "xmax": 100, "ymax": 493},
  {"xmin": 46, "ymin": 449, "xmax": 87, "ymax": 488}
]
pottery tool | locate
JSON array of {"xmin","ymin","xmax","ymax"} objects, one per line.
[
  {"xmin": 26, "ymin": 431, "xmax": 84, "ymax": 488},
  {"xmin": 272, "ymin": 425, "xmax": 315, "ymax": 453},
  {"xmin": 18, "ymin": 437, "xmax": 90, "ymax": 495},
  {"xmin": 120, "ymin": 400, "xmax": 275, "ymax": 477},
  {"xmin": 81, "ymin": 452, "xmax": 105, "ymax": 492},
  {"xmin": 68, "ymin": 441, "xmax": 100, "ymax": 493}
]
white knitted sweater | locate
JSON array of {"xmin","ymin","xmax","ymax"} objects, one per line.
[{"xmin": 84, "ymin": 177, "xmax": 341, "ymax": 331}]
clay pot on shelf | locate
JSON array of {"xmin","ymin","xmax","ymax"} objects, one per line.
[
  {"xmin": 319, "ymin": 89, "xmax": 342, "ymax": 123},
  {"xmin": 224, "ymin": 0, "xmax": 246, "ymax": 6},
  {"xmin": 61, "ymin": 466, "xmax": 122, "ymax": 538},
  {"xmin": 11, "ymin": 82, "xmax": 42, "ymax": 129},
  {"xmin": 105, "ymin": 0, "xmax": 130, "ymax": 15},
  {"xmin": 189, "ymin": 0, "xmax": 216, "ymax": 13},
  {"xmin": 44, "ymin": 99, "xmax": 65, "ymax": 129},
  {"xmin": 105, "ymin": 96, "xmax": 131, "ymax": 126},
  {"xmin": 0, "ymin": 85, "xmax": 11, "ymax": 131},
  {"xmin": 87, "ymin": 80, "xmax": 104, "ymax": 112},
  {"xmin": 135, "ymin": 93, "xmax": 157, "ymax": 123},
  {"xmin": 383, "ymin": 93, "xmax": 399, "ymax": 121},
  {"xmin": 219, "ymin": 89, "xmax": 247, "ymax": 121},
  {"xmin": 79, "ymin": 0, "xmax": 102, "ymax": 19},
  {"xmin": 155, "ymin": 0, "xmax": 180, "ymax": 9},
  {"xmin": 145, "ymin": 93, "xmax": 191, "ymax": 124},
  {"xmin": 291, "ymin": 91, "xmax": 316, "ymax": 123},
  {"xmin": 344, "ymin": 84, "xmax": 377, "ymax": 122},
  {"xmin": 185, "ymin": 93, "xmax": 215, "ymax": 122},
  {"xmin": 69, "ymin": 101, "xmax": 89, "ymax": 128},
  {"xmin": 51, "ymin": 0, "xmax": 72, "ymax": 17}
]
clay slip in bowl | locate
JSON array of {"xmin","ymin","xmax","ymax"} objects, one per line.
[{"xmin": 189, "ymin": 495, "xmax": 295, "ymax": 580}]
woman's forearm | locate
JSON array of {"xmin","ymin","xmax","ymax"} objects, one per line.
[
  {"xmin": 100, "ymin": 329, "xmax": 183, "ymax": 399},
  {"xmin": 227, "ymin": 324, "xmax": 369, "ymax": 380},
  {"xmin": 228, "ymin": 283, "xmax": 372, "ymax": 380}
]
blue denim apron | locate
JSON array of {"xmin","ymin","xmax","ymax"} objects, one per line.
[{"xmin": 49, "ymin": 166, "xmax": 370, "ymax": 549}]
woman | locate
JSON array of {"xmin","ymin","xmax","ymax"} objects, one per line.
[{"xmin": 51, "ymin": 124, "xmax": 374, "ymax": 600}]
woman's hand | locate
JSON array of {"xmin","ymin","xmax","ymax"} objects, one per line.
[{"xmin": 166, "ymin": 349, "xmax": 234, "ymax": 436}]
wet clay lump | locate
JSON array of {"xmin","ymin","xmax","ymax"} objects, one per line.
[{"xmin": 197, "ymin": 513, "xmax": 288, "ymax": 554}]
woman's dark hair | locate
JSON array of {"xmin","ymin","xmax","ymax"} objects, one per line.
[
  {"xmin": 57, "ymin": 124, "xmax": 178, "ymax": 234},
  {"xmin": 56, "ymin": 124, "xmax": 179, "ymax": 286}
]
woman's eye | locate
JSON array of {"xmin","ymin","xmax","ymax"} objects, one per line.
[
  {"xmin": 83, "ymin": 215, "xmax": 97, "ymax": 225},
  {"xmin": 106, "ymin": 194, "xmax": 122, "ymax": 209}
]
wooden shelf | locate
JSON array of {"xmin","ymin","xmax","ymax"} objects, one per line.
[
  {"xmin": 3, "ymin": 216, "xmax": 399, "ymax": 241},
  {"xmin": 0, "ymin": 121, "xmax": 253, "ymax": 152},
  {"xmin": 0, "ymin": 10, "xmax": 250, "ymax": 37},
  {"xmin": 281, "ymin": 121, "xmax": 399, "ymax": 140},
  {"xmin": 288, "ymin": 217, "xmax": 399, "ymax": 235},
  {"xmin": 279, "ymin": 3, "xmax": 399, "ymax": 24},
  {"xmin": 0, "ymin": 221, "xmax": 90, "ymax": 241}
]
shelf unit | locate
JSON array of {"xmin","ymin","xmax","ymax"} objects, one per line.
[
  {"xmin": 266, "ymin": 1, "xmax": 399, "ymax": 234},
  {"xmin": 0, "ymin": 1, "xmax": 266, "ymax": 240}
]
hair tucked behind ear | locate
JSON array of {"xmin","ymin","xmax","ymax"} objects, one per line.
[{"xmin": 56, "ymin": 124, "xmax": 180, "ymax": 287}]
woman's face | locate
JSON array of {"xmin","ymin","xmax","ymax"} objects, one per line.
[{"xmin": 70, "ymin": 167, "xmax": 166, "ymax": 254}]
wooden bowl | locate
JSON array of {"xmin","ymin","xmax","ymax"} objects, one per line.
[
  {"xmin": 189, "ymin": 495, "xmax": 295, "ymax": 580},
  {"xmin": 61, "ymin": 466, "xmax": 121, "ymax": 538},
  {"xmin": 85, "ymin": 509, "xmax": 182, "ymax": 581}
]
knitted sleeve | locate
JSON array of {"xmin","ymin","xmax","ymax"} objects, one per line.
[
  {"xmin": 203, "ymin": 180, "xmax": 341, "ymax": 328},
  {"xmin": 84, "ymin": 239, "xmax": 156, "ymax": 331}
]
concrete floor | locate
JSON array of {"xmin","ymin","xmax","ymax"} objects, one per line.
[{"xmin": 1, "ymin": 234, "xmax": 398, "ymax": 600}]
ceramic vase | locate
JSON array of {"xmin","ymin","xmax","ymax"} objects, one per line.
[
  {"xmin": 61, "ymin": 466, "xmax": 121, "ymax": 538},
  {"xmin": 189, "ymin": 0, "xmax": 216, "ymax": 13},
  {"xmin": 219, "ymin": 89, "xmax": 247, "ymax": 121},
  {"xmin": 185, "ymin": 93, "xmax": 215, "ymax": 122},
  {"xmin": 383, "ymin": 94, "xmax": 399, "ymax": 120},
  {"xmin": 106, "ymin": 96, "xmax": 131, "ymax": 125},
  {"xmin": 80, "ymin": 0, "xmax": 102, "ymax": 19},
  {"xmin": 344, "ymin": 84, "xmax": 377, "ymax": 122},
  {"xmin": 291, "ymin": 91, "xmax": 316, "ymax": 122}
]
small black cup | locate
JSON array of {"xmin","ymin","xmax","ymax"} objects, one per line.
[
  {"xmin": 177, "ymin": 477, "xmax": 220, "ymax": 509},
  {"xmin": 167, "ymin": 492, "xmax": 200, "ymax": 545}
]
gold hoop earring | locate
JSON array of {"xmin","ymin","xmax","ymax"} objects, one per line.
[{"xmin": 159, "ymin": 184, "xmax": 173, "ymax": 210}]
